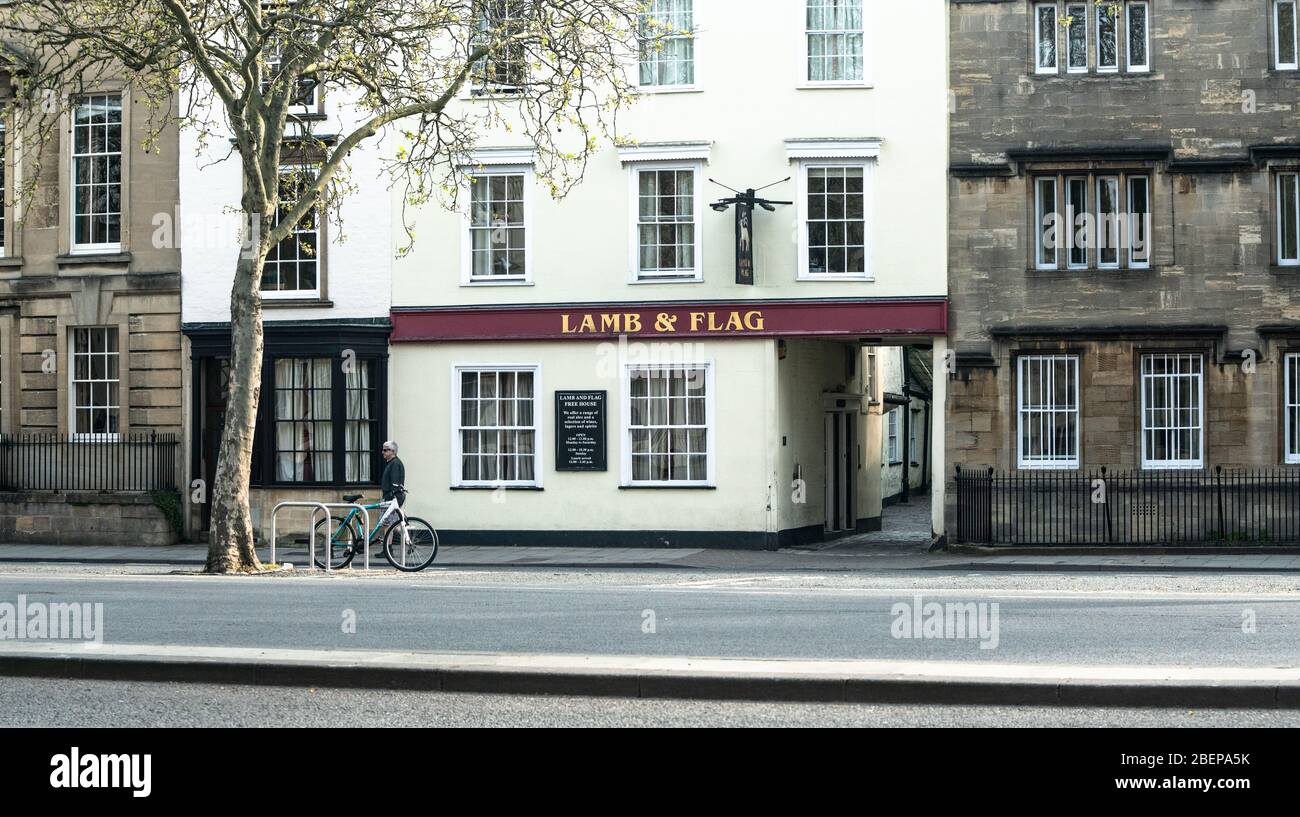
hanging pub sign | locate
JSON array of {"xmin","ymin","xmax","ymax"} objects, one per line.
[
  {"xmin": 735, "ymin": 199, "xmax": 755, "ymax": 286},
  {"xmin": 555, "ymin": 391, "xmax": 607, "ymax": 472}
]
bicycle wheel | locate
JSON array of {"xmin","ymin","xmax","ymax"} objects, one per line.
[
  {"xmin": 383, "ymin": 516, "xmax": 439, "ymax": 572},
  {"xmin": 312, "ymin": 515, "xmax": 360, "ymax": 570}
]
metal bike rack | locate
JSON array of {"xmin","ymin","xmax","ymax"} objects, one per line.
[
  {"xmin": 267, "ymin": 501, "xmax": 372, "ymax": 572},
  {"xmin": 318, "ymin": 503, "xmax": 372, "ymax": 571},
  {"xmin": 269, "ymin": 502, "xmax": 330, "ymax": 570}
]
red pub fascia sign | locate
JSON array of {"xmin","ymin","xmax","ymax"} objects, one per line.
[{"xmin": 390, "ymin": 298, "xmax": 947, "ymax": 343}]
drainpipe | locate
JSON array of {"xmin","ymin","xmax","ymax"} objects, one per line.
[{"xmin": 901, "ymin": 349, "xmax": 911, "ymax": 504}]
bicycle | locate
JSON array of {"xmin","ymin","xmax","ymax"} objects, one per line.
[{"xmin": 312, "ymin": 486, "xmax": 439, "ymax": 572}]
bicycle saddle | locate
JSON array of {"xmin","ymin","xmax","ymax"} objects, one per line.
[{"xmin": 342, "ymin": 494, "xmax": 364, "ymax": 503}]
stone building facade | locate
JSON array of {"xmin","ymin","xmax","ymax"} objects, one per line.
[
  {"xmin": 948, "ymin": 0, "xmax": 1300, "ymax": 517},
  {"xmin": 0, "ymin": 77, "xmax": 183, "ymax": 545}
]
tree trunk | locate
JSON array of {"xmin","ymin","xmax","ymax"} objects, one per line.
[{"xmin": 205, "ymin": 244, "xmax": 268, "ymax": 573}]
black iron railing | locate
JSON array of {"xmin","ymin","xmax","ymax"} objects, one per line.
[
  {"xmin": 0, "ymin": 433, "xmax": 179, "ymax": 493},
  {"xmin": 955, "ymin": 465, "xmax": 1300, "ymax": 546}
]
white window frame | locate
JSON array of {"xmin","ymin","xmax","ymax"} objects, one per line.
[
  {"xmin": 1016, "ymin": 354, "xmax": 1081, "ymax": 470},
  {"xmin": 1035, "ymin": 176, "xmax": 1060, "ymax": 270},
  {"xmin": 621, "ymin": 361, "xmax": 715, "ymax": 488},
  {"xmin": 1140, "ymin": 353, "xmax": 1205, "ymax": 470},
  {"xmin": 909, "ymin": 407, "xmax": 921, "ymax": 464},
  {"xmin": 627, "ymin": 162, "xmax": 704, "ymax": 283},
  {"xmin": 799, "ymin": 0, "xmax": 871, "ymax": 88},
  {"xmin": 70, "ymin": 327, "xmax": 121, "ymax": 442},
  {"xmin": 70, "ymin": 94, "xmax": 123, "ymax": 255},
  {"xmin": 1096, "ymin": 2, "xmax": 1120, "ymax": 73},
  {"xmin": 1126, "ymin": 1, "xmax": 1151, "ymax": 72},
  {"xmin": 0, "ymin": 118, "xmax": 6, "ymax": 259},
  {"xmin": 886, "ymin": 407, "xmax": 900, "ymax": 464},
  {"xmin": 1096, "ymin": 175, "xmax": 1122, "ymax": 269},
  {"xmin": 1277, "ymin": 0, "xmax": 1299, "ymax": 70},
  {"xmin": 261, "ymin": 164, "xmax": 323, "ymax": 300},
  {"xmin": 1277, "ymin": 171, "xmax": 1300, "ymax": 266},
  {"xmin": 637, "ymin": 0, "xmax": 698, "ymax": 92},
  {"xmin": 1127, "ymin": 174, "xmax": 1151, "ymax": 269},
  {"xmin": 1065, "ymin": 175, "xmax": 1089, "ymax": 269},
  {"xmin": 1065, "ymin": 3, "xmax": 1090, "ymax": 74},
  {"xmin": 450, "ymin": 364, "xmax": 543, "ymax": 489},
  {"xmin": 1286, "ymin": 353, "xmax": 1300, "ymax": 464},
  {"xmin": 795, "ymin": 159, "xmax": 874, "ymax": 281},
  {"xmin": 1034, "ymin": 3, "xmax": 1060, "ymax": 74},
  {"xmin": 461, "ymin": 164, "xmax": 534, "ymax": 286}
]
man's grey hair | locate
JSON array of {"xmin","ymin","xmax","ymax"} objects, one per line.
[{"xmin": 383, "ymin": 441, "xmax": 398, "ymax": 453}]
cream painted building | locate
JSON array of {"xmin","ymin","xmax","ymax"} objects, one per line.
[{"xmin": 389, "ymin": 0, "xmax": 949, "ymax": 547}]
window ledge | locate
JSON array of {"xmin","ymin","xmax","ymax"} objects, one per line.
[
  {"xmin": 262, "ymin": 297, "xmax": 335, "ymax": 309},
  {"xmin": 57, "ymin": 252, "xmax": 132, "ymax": 268},
  {"xmin": 1035, "ymin": 71, "xmax": 1154, "ymax": 80},
  {"xmin": 461, "ymin": 280, "xmax": 534, "ymax": 288},
  {"xmin": 619, "ymin": 484, "xmax": 716, "ymax": 490},
  {"xmin": 0, "ymin": 257, "xmax": 23, "ymax": 269},
  {"xmin": 1026, "ymin": 265, "xmax": 1157, "ymax": 275},
  {"xmin": 634, "ymin": 85, "xmax": 703, "ymax": 96},
  {"xmin": 451, "ymin": 485, "xmax": 544, "ymax": 491},
  {"xmin": 796, "ymin": 81, "xmax": 873, "ymax": 90},
  {"xmin": 629, "ymin": 277, "xmax": 705, "ymax": 285},
  {"xmin": 1270, "ymin": 264, "xmax": 1300, "ymax": 273},
  {"xmin": 797, "ymin": 275, "xmax": 875, "ymax": 283}
]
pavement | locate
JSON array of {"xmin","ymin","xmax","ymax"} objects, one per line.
[
  {"xmin": 4, "ymin": 541, "xmax": 1300, "ymax": 572},
  {"xmin": 4, "ymin": 641, "xmax": 1299, "ymax": 708},
  {"xmin": 8, "ymin": 677, "xmax": 1296, "ymax": 726}
]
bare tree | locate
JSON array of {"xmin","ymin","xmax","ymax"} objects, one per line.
[{"xmin": 0, "ymin": 0, "xmax": 641, "ymax": 572}]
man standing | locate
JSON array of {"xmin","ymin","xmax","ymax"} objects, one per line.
[{"xmin": 381, "ymin": 441, "xmax": 406, "ymax": 506}]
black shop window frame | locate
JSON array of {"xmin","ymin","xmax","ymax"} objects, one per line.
[{"xmin": 253, "ymin": 353, "xmax": 388, "ymax": 488}]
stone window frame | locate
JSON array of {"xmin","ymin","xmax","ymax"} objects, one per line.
[
  {"xmin": 66, "ymin": 325, "xmax": 124, "ymax": 441},
  {"xmin": 1137, "ymin": 350, "xmax": 1206, "ymax": 471},
  {"xmin": 1275, "ymin": 0, "xmax": 1299, "ymax": 71},
  {"xmin": 1028, "ymin": 166, "xmax": 1155, "ymax": 273},
  {"xmin": 1015, "ymin": 353, "xmax": 1082, "ymax": 470},
  {"xmin": 1284, "ymin": 351, "xmax": 1300, "ymax": 464},
  {"xmin": 59, "ymin": 87, "xmax": 132, "ymax": 259},
  {"xmin": 0, "ymin": 311, "xmax": 13, "ymax": 436},
  {"xmin": 1033, "ymin": 1, "xmax": 1151, "ymax": 77},
  {"xmin": 1274, "ymin": 168, "xmax": 1300, "ymax": 267}
]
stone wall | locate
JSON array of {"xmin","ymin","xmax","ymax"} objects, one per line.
[{"xmin": 0, "ymin": 492, "xmax": 178, "ymax": 546}]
